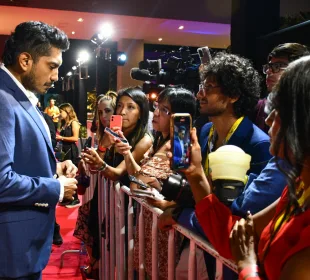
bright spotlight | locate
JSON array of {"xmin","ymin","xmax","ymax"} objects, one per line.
[
  {"xmin": 114, "ymin": 51, "xmax": 127, "ymax": 66},
  {"xmin": 149, "ymin": 92, "xmax": 158, "ymax": 100},
  {"xmin": 99, "ymin": 23, "xmax": 113, "ymax": 39},
  {"xmin": 119, "ymin": 54, "xmax": 127, "ymax": 61},
  {"xmin": 72, "ymin": 66, "xmax": 77, "ymax": 70},
  {"xmin": 66, "ymin": 71, "xmax": 73, "ymax": 76},
  {"xmin": 77, "ymin": 50, "xmax": 90, "ymax": 64}
]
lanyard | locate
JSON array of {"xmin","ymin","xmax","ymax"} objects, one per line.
[{"xmin": 204, "ymin": 116, "xmax": 244, "ymax": 175}]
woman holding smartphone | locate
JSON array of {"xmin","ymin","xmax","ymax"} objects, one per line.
[
  {"xmin": 74, "ymin": 91, "xmax": 117, "ymax": 279},
  {"xmin": 114, "ymin": 86, "xmax": 196, "ymax": 280},
  {"xmin": 81, "ymin": 87, "xmax": 152, "ymax": 279}
]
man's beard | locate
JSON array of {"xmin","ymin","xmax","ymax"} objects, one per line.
[{"xmin": 21, "ymin": 67, "xmax": 44, "ymax": 94}]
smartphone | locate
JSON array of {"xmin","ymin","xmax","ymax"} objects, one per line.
[
  {"xmin": 197, "ymin": 46, "xmax": 212, "ymax": 65},
  {"xmin": 104, "ymin": 127, "xmax": 128, "ymax": 143},
  {"xmin": 110, "ymin": 115, "xmax": 123, "ymax": 129},
  {"xmin": 128, "ymin": 175, "xmax": 149, "ymax": 190},
  {"xmin": 170, "ymin": 113, "xmax": 192, "ymax": 170},
  {"xmin": 83, "ymin": 136, "xmax": 92, "ymax": 149},
  {"xmin": 131, "ymin": 189, "xmax": 156, "ymax": 199}
]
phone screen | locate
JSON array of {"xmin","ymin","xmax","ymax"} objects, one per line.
[{"xmin": 171, "ymin": 114, "xmax": 191, "ymax": 170}]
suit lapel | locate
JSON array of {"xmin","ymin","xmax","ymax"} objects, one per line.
[{"xmin": 0, "ymin": 69, "xmax": 55, "ymax": 159}]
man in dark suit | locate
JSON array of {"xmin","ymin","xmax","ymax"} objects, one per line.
[
  {"xmin": 173, "ymin": 126, "xmax": 187, "ymax": 166},
  {"xmin": 0, "ymin": 21, "xmax": 78, "ymax": 279}
]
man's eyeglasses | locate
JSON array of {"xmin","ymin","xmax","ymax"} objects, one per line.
[
  {"xmin": 153, "ymin": 101, "xmax": 171, "ymax": 116},
  {"xmin": 262, "ymin": 62, "xmax": 288, "ymax": 74},
  {"xmin": 199, "ymin": 83, "xmax": 220, "ymax": 93}
]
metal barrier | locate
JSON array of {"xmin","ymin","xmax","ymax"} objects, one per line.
[{"xmin": 97, "ymin": 176, "xmax": 237, "ymax": 280}]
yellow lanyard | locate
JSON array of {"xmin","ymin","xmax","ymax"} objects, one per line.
[
  {"xmin": 204, "ymin": 116, "xmax": 244, "ymax": 175},
  {"xmin": 274, "ymin": 181, "xmax": 310, "ymax": 231}
]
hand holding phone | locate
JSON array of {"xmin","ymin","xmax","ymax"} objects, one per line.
[
  {"xmin": 128, "ymin": 175, "xmax": 149, "ymax": 190},
  {"xmin": 104, "ymin": 127, "xmax": 128, "ymax": 143},
  {"xmin": 170, "ymin": 113, "xmax": 192, "ymax": 170},
  {"xmin": 83, "ymin": 136, "xmax": 92, "ymax": 150}
]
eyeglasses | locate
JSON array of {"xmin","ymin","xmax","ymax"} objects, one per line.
[
  {"xmin": 262, "ymin": 62, "xmax": 288, "ymax": 74},
  {"xmin": 153, "ymin": 101, "xmax": 171, "ymax": 116},
  {"xmin": 199, "ymin": 83, "xmax": 220, "ymax": 93}
]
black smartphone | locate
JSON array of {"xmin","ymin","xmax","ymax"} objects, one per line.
[
  {"xmin": 128, "ymin": 175, "xmax": 149, "ymax": 190},
  {"xmin": 104, "ymin": 127, "xmax": 128, "ymax": 143},
  {"xmin": 83, "ymin": 136, "xmax": 92, "ymax": 149},
  {"xmin": 170, "ymin": 113, "xmax": 192, "ymax": 170}
]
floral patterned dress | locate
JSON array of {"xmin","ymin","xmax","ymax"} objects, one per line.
[{"xmin": 133, "ymin": 146, "xmax": 182, "ymax": 280}]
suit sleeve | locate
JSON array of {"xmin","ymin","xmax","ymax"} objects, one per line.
[{"xmin": 0, "ymin": 90, "xmax": 60, "ymax": 207}]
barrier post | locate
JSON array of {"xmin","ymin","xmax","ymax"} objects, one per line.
[{"xmin": 151, "ymin": 212, "xmax": 158, "ymax": 280}]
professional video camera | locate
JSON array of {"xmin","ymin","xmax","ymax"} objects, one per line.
[{"xmin": 130, "ymin": 46, "xmax": 212, "ymax": 95}]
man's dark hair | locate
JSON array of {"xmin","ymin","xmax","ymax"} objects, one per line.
[
  {"xmin": 201, "ymin": 52, "xmax": 261, "ymax": 118},
  {"xmin": 2, "ymin": 21, "xmax": 70, "ymax": 66},
  {"xmin": 268, "ymin": 43, "xmax": 310, "ymax": 62}
]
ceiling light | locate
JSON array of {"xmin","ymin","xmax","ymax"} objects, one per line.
[
  {"xmin": 178, "ymin": 25, "xmax": 184, "ymax": 30},
  {"xmin": 72, "ymin": 31, "xmax": 75, "ymax": 35},
  {"xmin": 158, "ymin": 38, "xmax": 163, "ymax": 41},
  {"xmin": 77, "ymin": 18, "xmax": 84, "ymax": 22},
  {"xmin": 72, "ymin": 66, "xmax": 77, "ymax": 70},
  {"xmin": 66, "ymin": 72, "xmax": 73, "ymax": 76}
]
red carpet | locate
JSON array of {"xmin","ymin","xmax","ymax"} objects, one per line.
[{"xmin": 43, "ymin": 199, "xmax": 87, "ymax": 280}]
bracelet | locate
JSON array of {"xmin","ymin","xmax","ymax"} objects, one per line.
[
  {"xmin": 239, "ymin": 265, "xmax": 260, "ymax": 280},
  {"xmin": 98, "ymin": 145, "xmax": 107, "ymax": 152},
  {"xmin": 97, "ymin": 162, "xmax": 108, "ymax": 172}
]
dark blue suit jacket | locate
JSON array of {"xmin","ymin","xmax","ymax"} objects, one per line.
[{"xmin": 0, "ymin": 68, "xmax": 60, "ymax": 278}]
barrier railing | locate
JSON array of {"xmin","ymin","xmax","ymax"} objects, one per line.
[{"xmin": 97, "ymin": 176, "xmax": 238, "ymax": 280}]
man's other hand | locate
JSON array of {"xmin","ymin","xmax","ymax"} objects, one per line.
[
  {"xmin": 57, "ymin": 160, "xmax": 78, "ymax": 178},
  {"xmin": 58, "ymin": 176, "xmax": 77, "ymax": 201}
]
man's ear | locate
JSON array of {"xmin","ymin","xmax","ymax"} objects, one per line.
[
  {"xmin": 18, "ymin": 52, "xmax": 33, "ymax": 72},
  {"xmin": 229, "ymin": 96, "xmax": 239, "ymax": 104}
]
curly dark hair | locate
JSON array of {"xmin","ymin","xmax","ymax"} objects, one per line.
[
  {"xmin": 2, "ymin": 21, "xmax": 69, "ymax": 66},
  {"xmin": 200, "ymin": 52, "xmax": 261, "ymax": 118}
]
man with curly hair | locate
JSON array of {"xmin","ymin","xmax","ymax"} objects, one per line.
[{"xmin": 159, "ymin": 53, "xmax": 274, "ymax": 279}]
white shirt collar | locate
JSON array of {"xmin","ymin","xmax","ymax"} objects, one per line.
[{"xmin": 0, "ymin": 64, "xmax": 38, "ymax": 107}]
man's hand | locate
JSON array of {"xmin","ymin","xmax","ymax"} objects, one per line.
[
  {"xmin": 58, "ymin": 176, "xmax": 78, "ymax": 201},
  {"xmin": 158, "ymin": 207, "xmax": 177, "ymax": 231},
  {"xmin": 57, "ymin": 160, "xmax": 78, "ymax": 178}
]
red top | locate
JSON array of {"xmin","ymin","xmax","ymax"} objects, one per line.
[
  {"xmin": 196, "ymin": 187, "xmax": 310, "ymax": 279},
  {"xmin": 258, "ymin": 187, "xmax": 310, "ymax": 279},
  {"xmin": 195, "ymin": 193, "xmax": 240, "ymax": 260}
]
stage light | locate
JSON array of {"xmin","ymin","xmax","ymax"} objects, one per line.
[
  {"xmin": 66, "ymin": 71, "xmax": 73, "ymax": 76},
  {"xmin": 77, "ymin": 18, "xmax": 84, "ymax": 22},
  {"xmin": 77, "ymin": 50, "xmax": 90, "ymax": 64},
  {"xmin": 99, "ymin": 23, "xmax": 113, "ymax": 39},
  {"xmin": 158, "ymin": 38, "xmax": 163, "ymax": 41},
  {"xmin": 72, "ymin": 66, "xmax": 77, "ymax": 70},
  {"xmin": 149, "ymin": 92, "xmax": 158, "ymax": 100},
  {"xmin": 117, "ymin": 52, "xmax": 127, "ymax": 66},
  {"xmin": 178, "ymin": 25, "xmax": 184, "ymax": 30}
]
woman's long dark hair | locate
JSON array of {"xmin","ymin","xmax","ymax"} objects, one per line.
[
  {"xmin": 153, "ymin": 86, "xmax": 196, "ymax": 153},
  {"xmin": 261, "ymin": 55, "xmax": 310, "ymax": 268},
  {"xmin": 116, "ymin": 87, "xmax": 150, "ymax": 149}
]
